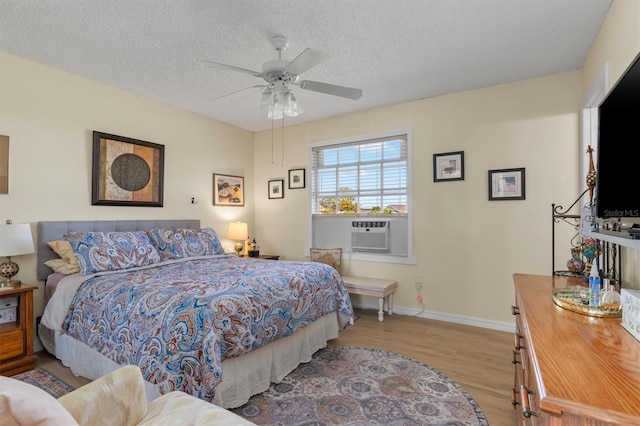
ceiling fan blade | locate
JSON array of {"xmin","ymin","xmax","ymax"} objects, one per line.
[
  {"xmin": 284, "ymin": 48, "xmax": 329, "ymax": 76},
  {"xmin": 213, "ymin": 85, "xmax": 266, "ymax": 102},
  {"xmin": 298, "ymin": 80, "xmax": 363, "ymax": 100},
  {"xmin": 197, "ymin": 60, "xmax": 263, "ymax": 78}
]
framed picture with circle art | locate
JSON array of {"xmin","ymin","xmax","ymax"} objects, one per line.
[
  {"xmin": 213, "ymin": 173, "xmax": 245, "ymax": 206},
  {"xmin": 91, "ymin": 131, "xmax": 164, "ymax": 206}
]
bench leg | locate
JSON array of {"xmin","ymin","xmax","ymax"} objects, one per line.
[
  {"xmin": 388, "ymin": 293, "xmax": 393, "ymax": 316},
  {"xmin": 378, "ymin": 297, "xmax": 384, "ymax": 322}
]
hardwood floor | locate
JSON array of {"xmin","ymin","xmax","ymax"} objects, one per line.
[{"xmin": 36, "ymin": 308, "xmax": 516, "ymax": 425}]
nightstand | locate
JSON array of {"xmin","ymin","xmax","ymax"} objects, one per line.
[
  {"xmin": 0, "ymin": 285, "xmax": 39, "ymax": 376},
  {"xmin": 242, "ymin": 254, "xmax": 279, "ymax": 260}
]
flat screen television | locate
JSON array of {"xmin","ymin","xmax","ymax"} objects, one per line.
[{"xmin": 595, "ymin": 51, "xmax": 640, "ymax": 220}]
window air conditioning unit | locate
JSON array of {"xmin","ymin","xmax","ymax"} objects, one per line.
[{"xmin": 351, "ymin": 221, "xmax": 390, "ymax": 252}]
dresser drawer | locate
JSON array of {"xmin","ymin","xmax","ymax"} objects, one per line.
[{"xmin": 0, "ymin": 328, "xmax": 24, "ymax": 361}]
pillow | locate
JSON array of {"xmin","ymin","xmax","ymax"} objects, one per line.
[
  {"xmin": 0, "ymin": 375, "xmax": 79, "ymax": 426},
  {"xmin": 147, "ymin": 227, "xmax": 225, "ymax": 260},
  {"xmin": 44, "ymin": 240, "xmax": 80, "ymax": 274},
  {"xmin": 64, "ymin": 231, "xmax": 162, "ymax": 275},
  {"xmin": 47, "ymin": 240, "xmax": 77, "ymax": 263},
  {"xmin": 45, "ymin": 240, "xmax": 80, "ymax": 274},
  {"xmin": 44, "ymin": 258, "xmax": 80, "ymax": 275}
]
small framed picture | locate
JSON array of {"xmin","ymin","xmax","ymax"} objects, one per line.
[
  {"xmin": 268, "ymin": 179, "xmax": 285, "ymax": 199},
  {"xmin": 488, "ymin": 168, "xmax": 526, "ymax": 201},
  {"xmin": 433, "ymin": 151, "xmax": 464, "ymax": 182},
  {"xmin": 213, "ymin": 173, "xmax": 244, "ymax": 206},
  {"xmin": 288, "ymin": 168, "xmax": 306, "ymax": 189}
]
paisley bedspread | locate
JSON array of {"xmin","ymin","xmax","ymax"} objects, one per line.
[{"xmin": 61, "ymin": 255, "xmax": 353, "ymax": 401}]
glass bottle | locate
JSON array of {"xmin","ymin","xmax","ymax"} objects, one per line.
[{"xmin": 600, "ymin": 278, "xmax": 621, "ymax": 307}]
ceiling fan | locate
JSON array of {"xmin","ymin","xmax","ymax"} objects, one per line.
[{"xmin": 198, "ymin": 35, "xmax": 363, "ymax": 119}]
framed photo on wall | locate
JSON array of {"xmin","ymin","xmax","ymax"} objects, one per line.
[
  {"xmin": 0, "ymin": 135, "xmax": 8, "ymax": 194},
  {"xmin": 288, "ymin": 168, "xmax": 306, "ymax": 189},
  {"xmin": 433, "ymin": 151, "xmax": 464, "ymax": 182},
  {"xmin": 213, "ymin": 173, "xmax": 244, "ymax": 206},
  {"xmin": 488, "ymin": 167, "xmax": 526, "ymax": 200},
  {"xmin": 268, "ymin": 179, "xmax": 284, "ymax": 199},
  {"xmin": 92, "ymin": 131, "xmax": 164, "ymax": 206}
]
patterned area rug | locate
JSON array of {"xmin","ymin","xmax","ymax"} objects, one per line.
[
  {"xmin": 231, "ymin": 346, "xmax": 488, "ymax": 426},
  {"xmin": 11, "ymin": 367, "xmax": 75, "ymax": 398}
]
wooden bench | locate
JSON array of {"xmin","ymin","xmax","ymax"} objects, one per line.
[{"xmin": 341, "ymin": 275, "xmax": 398, "ymax": 322}]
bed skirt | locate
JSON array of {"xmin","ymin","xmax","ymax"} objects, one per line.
[{"xmin": 38, "ymin": 312, "xmax": 339, "ymax": 408}]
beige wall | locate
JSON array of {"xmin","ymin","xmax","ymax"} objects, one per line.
[
  {"xmin": 0, "ymin": 51, "xmax": 255, "ymax": 320},
  {"xmin": 254, "ymin": 71, "xmax": 583, "ymax": 328},
  {"xmin": 583, "ymin": 0, "xmax": 640, "ymax": 90}
]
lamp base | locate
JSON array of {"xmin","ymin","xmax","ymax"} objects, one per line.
[
  {"xmin": 0, "ymin": 256, "xmax": 19, "ymax": 288},
  {"xmin": 0, "ymin": 279, "xmax": 21, "ymax": 289}
]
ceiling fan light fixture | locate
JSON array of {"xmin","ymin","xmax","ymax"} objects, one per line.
[
  {"xmin": 268, "ymin": 107, "xmax": 284, "ymax": 120},
  {"xmin": 287, "ymin": 92, "xmax": 303, "ymax": 116},
  {"xmin": 260, "ymin": 89, "xmax": 273, "ymax": 111},
  {"xmin": 264, "ymin": 89, "xmax": 302, "ymax": 119}
]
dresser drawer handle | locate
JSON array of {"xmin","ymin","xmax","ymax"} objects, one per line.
[
  {"xmin": 511, "ymin": 350, "xmax": 521, "ymax": 364},
  {"xmin": 520, "ymin": 385, "xmax": 538, "ymax": 418},
  {"xmin": 511, "ymin": 305, "xmax": 520, "ymax": 315},
  {"xmin": 511, "ymin": 387, "xmax": 519, "ymax": 407},
  {"xmin": 514, "ymin": 333, "xmax": 525, "ymax": 350}
]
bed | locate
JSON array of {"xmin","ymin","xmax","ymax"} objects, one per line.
[{"xmin": 36, "ymin": 220, "xmax": 353, "ymax": 408}]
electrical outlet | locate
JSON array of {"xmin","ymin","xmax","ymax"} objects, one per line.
[{"xmin": 414, "ymin": 275, "xmax": 423, "ymax": 291}]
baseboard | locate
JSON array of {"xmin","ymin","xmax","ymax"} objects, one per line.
[{"xmin": 351, "ymin": 300, "xmax": 515, "ymax": 333}]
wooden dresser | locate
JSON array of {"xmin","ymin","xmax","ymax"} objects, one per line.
[{"xmin": 512, "ymin": 274, "xmax": 640, "ymax": 425}]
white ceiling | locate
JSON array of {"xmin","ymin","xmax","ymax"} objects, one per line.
[{"xmin": 0, "ymin": 1, "xmax": 612, "ymax": 132}]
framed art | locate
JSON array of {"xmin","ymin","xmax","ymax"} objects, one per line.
[
  {"xmin": 213, "ymin": 173, "xmax": 244, "ymax": 206},
  {"xmin": 0, "ymin": 135, "xmax": 8, "ymax": 194},
  {"xmin": 288, "ymin": 168, "xmax": 306, "ymax": 189},
  {"xmin": 92, "ymin": 131, "xmax": 164, "ymax": 206},
  {"xmin": 488, "ymin": 167, "xmax": 526, "ymax": 200},
  {"xmin": 268, "ymin": 179, "xmax": 285, "ymax": 199},
  {"xmin": 433, "ymin": 151, "xmax": 464, "ymax": 182}
]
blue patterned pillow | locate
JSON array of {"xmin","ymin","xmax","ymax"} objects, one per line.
[
  {"xmin": 64, "ymin": 231, "xmax": 162, "ymax": 275},
  {"xmin": 147, "ymin": 227, "xmax": 225, "ymax": 260}
]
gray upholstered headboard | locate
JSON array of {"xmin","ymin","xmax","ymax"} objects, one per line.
[{"xmin": 37, "ymin": 219, "xmax": 200, "ymax": 281}]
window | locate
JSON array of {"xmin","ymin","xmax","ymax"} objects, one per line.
[
  {"xmin": 311, "ymin": 135, "xmax": 408, "ymax": 215},
  {"xmin": 310, "ymin": 131, "xmax": 413, "ymax": 263}
]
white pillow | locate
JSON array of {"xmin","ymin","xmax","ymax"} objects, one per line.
[{"xmin": 0, "ymin": 374, "xmax": 79, "ymax": 425}]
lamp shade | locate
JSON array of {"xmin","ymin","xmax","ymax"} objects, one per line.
[
  {"xmin": 227, "ymin": 222, "xmax": 248, "ymax": 241},
  {"xmin": 0, "ymin": 223, "xmax": 34, "ymax": 257}
]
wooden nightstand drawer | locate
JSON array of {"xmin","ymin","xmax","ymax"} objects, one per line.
[
  {"xmin": 0, "ymin": 285, "xmax": 38, "ymax": 376},
  {"xmin": 0, "ymin": 328, "xmax": 24, "ymax": 360}
]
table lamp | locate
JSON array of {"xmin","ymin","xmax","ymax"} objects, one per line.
[
  {"xmin": 227, "ymin": 222, "xmax": 248, "ymax": 256},
  {"xmin": 0, "ymin": 222, "xmax": 35, "ymax": 287}
]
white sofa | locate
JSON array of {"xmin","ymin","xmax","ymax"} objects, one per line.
[{"xmin": 0, "ymin": 365, "xmax": 256, "ymax": 426}]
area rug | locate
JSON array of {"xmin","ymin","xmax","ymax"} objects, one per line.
[
  {"xmin": 231, "ymin": 346, "xmax": 488, "ymax": 426},
  {"xmin": 11, "ymin": 367, "xmax": 75, "ymax": 398}
]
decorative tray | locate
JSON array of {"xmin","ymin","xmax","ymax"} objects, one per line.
[{"xmin": 552, "ymin": 285, "xmax": 622, "ymax": 318}]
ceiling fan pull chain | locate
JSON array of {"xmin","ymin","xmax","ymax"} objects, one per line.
[
  {"xmin": 271, "ymin": 118, "xmax": 275, "ymax": 164},
  {"xmin": 281, "ymin": 117, "xmax": 285, "ymax": 167}
]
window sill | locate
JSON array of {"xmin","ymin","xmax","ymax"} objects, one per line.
[
  {"xmin": 312, "ymin": 213, "xmax": 408, "ymax": 218},
  {"xmin": 347, "ymin": 251, "xmax": 416, "ymax": 265}
]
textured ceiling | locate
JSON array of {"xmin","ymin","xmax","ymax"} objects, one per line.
[{"xmin": 0, "ymin": 0, "xmax": 612, "ymax": 132}]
